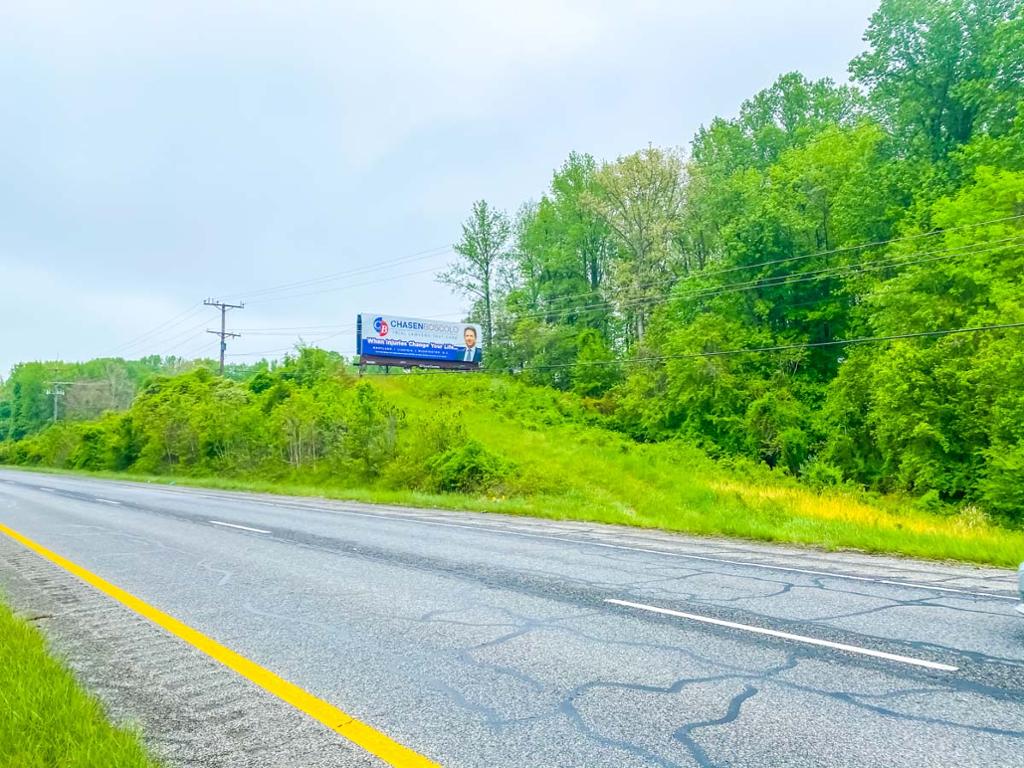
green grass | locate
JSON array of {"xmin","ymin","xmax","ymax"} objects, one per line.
[
  {"xmin": 9, "ymin": 372, "xmax": 1024, "ymax": 568},
  {"xmin": 372, "ymin": 375, "xmax": 1024, "ymax": 567},
  {"xmin": 0, "ymin": 598, "xmax": 159, "ymax": 768},
  {"xmin": 6, "ymin": 373, "xmax": 1024, "ymax": 568}
]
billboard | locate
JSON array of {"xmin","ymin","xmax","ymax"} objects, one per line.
[{"xmin": 356, "ymin": 313, "xmax": 483, "ymax": 368}]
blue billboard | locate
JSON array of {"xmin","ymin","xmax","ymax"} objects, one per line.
[{"xmin": 357, "ymin": 313, "xmax": 483, "ymax": 367}]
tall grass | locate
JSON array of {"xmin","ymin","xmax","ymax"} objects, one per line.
[
  {"xmin": 0, "ymin": 599, "xmax": 159, "ymax": 767},
  {"xmin": 367, "ymin": 375, "xmax": 1024, "ymax": 567},
  {"xmin": 8, "ymin": 371, "xmax": 1024, "ymax": 568}
]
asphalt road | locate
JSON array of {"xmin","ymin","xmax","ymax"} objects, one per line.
[{"xmin": 1, "ymin": 468, "xmax": 1022, "ymax": 768}]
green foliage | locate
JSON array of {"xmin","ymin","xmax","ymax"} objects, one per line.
[
  {"xmin": 801, "ymin": 458, "xmax": 846, "ymax": 491},
  {"xmin": 0, "ymin": 356, "xmax": 195, "ymax": 441},
  {"xmin": 6, "ymin": 1, "xmax": 1024, "ymax": 537},
  {"xmin": 8, "ymin": 371, "xmax": 1023, "ymax": 567},
  {"xmin": 427, "ymin": 439, "xmax": 510, "ymax": 493},
  {"xmin": 850, "ymin": 0, "xmax": 1020, "ymax": 160},
  {"xmin": 744, "ymin": 388, "xmax": 810, "ymax": 474},
  {"xmin": 344, "ymin": 382, "xmax": 404, "ymax": 478},
  {"xmin": 437, "ymin": 2, "xmax": 1024, "ymax": 523},
  {"xmin": 1, "ymin": 361, "xmax": 502, "ymax": 496},
  {"xmin": 572, "ymin": 329, "xmax": 621, "ymax": 397},
  {"xmin": 498, "ymin": 153, "xmax": 622, "ymax": 377},
  {"xmin": 979, "ymin": 443, "xmax": 1024, "ymax": 520},
  {"xmin": 0, "ymin": 599, "xmax": 160, "ymax": 767},
  {"xmin": 587, "ymin": 146, "xmax": 687, "ymax": 342},
  {"xmin": 438, "ymin": 200, "xmax": 513, "ymax": 350},
  {"xmin": 810, "ymin": 169, "xmax": 1024, "ymax": 519}
]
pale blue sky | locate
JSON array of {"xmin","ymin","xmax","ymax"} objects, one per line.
[{"xmin": 0, "ymin": 0, "xmax": 878, "ymax": 375}]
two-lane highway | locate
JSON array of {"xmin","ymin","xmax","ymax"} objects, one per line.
[{"xmin": 1, "ymin": 468, "xmax": 1022, "ymax": 767}]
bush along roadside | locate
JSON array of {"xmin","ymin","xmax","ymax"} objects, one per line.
[{"xmin": 2, "ymin": 350, "xmax": 1024, "ymax": 568}]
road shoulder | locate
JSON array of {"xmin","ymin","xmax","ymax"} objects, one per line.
[{"xmin": 0, "ymin": 535, "xmax": 381, "ymax": 768}]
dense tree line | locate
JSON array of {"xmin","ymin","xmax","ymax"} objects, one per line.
[
  {"xmin": 0, "ymin": 357, "xmax": 179, "ymax": 441},
  {"xmin": 2, "ymin": 1, "xmax": 1021, "ymax": 523},
  {"xmin": 0, "ymin": 349, "xmax": 515, "ymax": 495},
  {"xmin": 439, "ymin": 0, "xmax": 1024, "ymax": 519},
  {"xmin": 0, "ymin": 356, "xmax": 269, "ymax": 441}
]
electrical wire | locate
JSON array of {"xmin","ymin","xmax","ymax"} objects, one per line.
[
  {"xmin": 354, "ymin": 321, "xmax": 1024, "ymax": 376},
  {"xmin": 698, "ymin": 212, "xmax": 1024, "ymax": 278},
  {"xmin": 98, "ymin": 212, "xmax": 1024, "ymax": 362},
  {"xmin": 105, "ymin": 303, "xmax": 205, "ymax": 357},
  {"xmin": 467, "ymin": 211, "xmax": 1024, "ymax": 315},
  {"xmin": 459, "ymin": 234, "xmax": 1024, "ymax": 329},
  {"xmin": 244, "ymin": 265, "xmax": 444, "ymax": 306},
  {"xmin": 125, "ymin": 215, "xmax": 1023, "ymax": 362},
  {"xmin": 529, "ymin": 322, "xmax": 1024, "ymax": 371},
  {"xmin": 221, "ymin": 235, "xmax": 1023, "ymax": 361},
  {"xmin": 158, "ymin": 319, "xmax": 223, "ymax": 358},
  {"xmin": 230, "ymin": 245, "xmax": 453, "ymax": 302},
  {"xmin": 223, "ymin": 230, "xmax": 1024, "ymax": 342}
]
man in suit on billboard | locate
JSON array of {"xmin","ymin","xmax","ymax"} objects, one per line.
[{"xmin": 462, "ymin": 326, "xmax": 482, "ymax": 363}]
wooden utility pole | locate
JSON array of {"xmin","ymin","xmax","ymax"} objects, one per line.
[
  {"xmin": 45, "ymin": 382, "xmax": 73, "ymax": 422},
  {"xmin": 204, "ymin": 299, "xmax": 244, "ymax": 375}
]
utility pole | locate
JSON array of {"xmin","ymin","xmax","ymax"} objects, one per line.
[
  {"xmin": 204, "ymin": 299, "xmax": 244, "ymax": 375},
  {"xmin": 45, "ymin": 382, "xmax": 73, "ymax": 422}
]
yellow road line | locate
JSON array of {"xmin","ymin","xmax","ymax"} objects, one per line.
[{"xmin": 0, "ymin": 523, "xmax": 440, "ymax": 768}]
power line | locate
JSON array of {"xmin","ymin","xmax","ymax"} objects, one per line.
[
  {"xmin": 356, "ymin": 321, "xmax": 1024, "ymax": 376},
  {"xmin": 99, "ymin": 248, "xmax": 451, "ymax": 358},
  {"xmin": 106, "ymin": 303, "xmax": 205, "ymax": 357},
  {"xmin": 231, "ymin": 245, "xmax": 453, "ymax": 302},
  {"xmin": 233, "ymin": 324, "xmax": 354, "ymax": 333},
  {"xmin": 182, "ymin": 214, "xmax": 1024, "ymax": 352},
  {"xmin": 95, "ymin": 213, "xmax": 1024, "ymax": 364},
  {"xmin": 228, "ymin": 236, "xmax": 1022, "ymax": 358},
  {"xmin": 224, "ymin": 235, "xmax": 991, "ymax": 339},
  {"xmin": 101, "ymin": 247, "xmax": 453, "ymax": 360},
  {"xmin": 204, "ymin": 299, "xmax": 244, "ymax": 375},
  {"xmin": 147, "ymin": 317, "xmax": 218, "ymax": 357},
  {"xmin": 482, "ymin": 212, "xmax": 1024, "ymax": 317},
  {"xmin": 182, "ymin": 338, "xmax": 222, "ymax": 363},
  {"xmin": 222, "ymin": 318, "xmax": 1024, "ymax": 370},
  {"xmin": 217, "ymin": 232, "xmax": 1023, "ymax": 361},
  {"xmin": 224, "ymin": 335, "xmax": 356, "ymax": 358},
  {"xmin": 672, "ymin": 235, "xmax": 1024, "ymax": 303},
  {"xmin": 237, "ymin": 211, "xmax": 1024, "ymax": 313},
  {"xmin": 485, "ymin": 235, "xmax": 1024, "ymax": 329},
  {"xmin": 156, "ymin": 216, "xmax": 1024, "ymax": 362},
  {"xmin": 696, "ymin": 212, "xmax": 1024, "ymax": 278},
  {"xmin": 527, "ymin": 322, "xmax": 1024, "ymax": 371},
  {"xmin": 244, "ymin": 265, "xmax": 444, "ymax": 306}
]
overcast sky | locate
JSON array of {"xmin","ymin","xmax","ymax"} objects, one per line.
[{"xmin": 0, "ymin": 0, "xmax": 879, "ymax": 376}]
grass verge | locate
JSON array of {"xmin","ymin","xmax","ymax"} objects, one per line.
[
  {"xmin": 7, "ymin": 458, "xmax": 1024, "ymax": 569},
  {"xmin": 0, "ymin": 597, "xmax": 159, "ymax": 768},
  {"xmin": 3, "ymin": 374, "xmax": 1022, "ymax": 569}
]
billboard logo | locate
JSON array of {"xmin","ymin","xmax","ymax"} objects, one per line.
[{"xmin": 373, "ymin": 316, "xmax": 389, "ymax": 336}]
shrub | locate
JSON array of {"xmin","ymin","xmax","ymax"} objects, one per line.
[
  {"xmin": 914, "ymin": 489, "xmax": 944, "ymax": 513},
  {"xmin": 978, "ymin": 443, "xmax": 1024, "ymax": 524},
  {"xmin": 427, "ymin": 440, "xmax": 511, "ymax": 493},
  {"xmin": 343, "ymin": 382, "xmax": 404, "ymax": 478},
  {"xmin": 69, "ymin": 423, "xmax": 115, "ymax": 470},
  {"xmin": 801, "ymin": 458, "xmax": 845, "ymax": 491}
]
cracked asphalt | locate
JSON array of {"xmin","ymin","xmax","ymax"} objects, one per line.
[{"xmin": 0, "ymin": 468, "xmax": 1022, "ymax": 767}]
